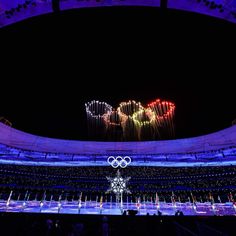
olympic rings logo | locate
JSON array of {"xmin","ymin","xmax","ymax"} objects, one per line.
[
  {"xmin": 107, "ymin": 156, "xmax": 131, "ymax": 168},
  {"xmin": 85, "ymin": 99, "xmax": 175, "ymax": 127}
]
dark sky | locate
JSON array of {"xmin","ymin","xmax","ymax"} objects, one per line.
[{"xmin": 1, "ymin": 7, "xmax": 236, "ymax": 141}]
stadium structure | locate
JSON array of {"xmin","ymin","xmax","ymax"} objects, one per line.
[
  {"xmin": 1, "ymin": 0, "xmax": 236, "ymax": 28},
  {"xmin": 0, "ymin": 121, "xmax": 236, "ymax": 235}
]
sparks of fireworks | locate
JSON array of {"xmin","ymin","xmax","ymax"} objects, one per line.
[
  {"xmin": 117, "ymin": 100, "xmax": 143, "ymax": 140},
  {"xmin": 85, "ymin": 100, "xmax": 112, "ymax": 139},
  {"xmin": 103, "ymin": 110, "xmax": 124, "ymax": 141},
  {"xmin": 148, "ymin": 99, "xmax": 175, "ymax": 138},
  {"xmin": 132, "ymin": 107, "xmax": 157, "ymax": 140},
  {"xmin": 85, "ymin": 98, "xmax": 175, "ymax": 140}
]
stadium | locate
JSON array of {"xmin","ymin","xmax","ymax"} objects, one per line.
[
  {"xmin": 1, "ymin": 0, "xmax": 236, "ymax": 235},
  {"xmin": 0, "ymin": 115, "xmax": 236, "ymax": 235}
]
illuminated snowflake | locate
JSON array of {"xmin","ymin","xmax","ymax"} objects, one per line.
[{"xmin": 106, "ymin": 170, "xmax": 131, "ymax": 195}]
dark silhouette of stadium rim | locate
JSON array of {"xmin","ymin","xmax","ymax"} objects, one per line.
[{"xmin": 1, "ymin": 0, "xmax": 236, "ymax": 28}]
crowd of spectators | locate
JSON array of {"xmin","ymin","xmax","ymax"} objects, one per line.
[{"xmin": 0, "ymin": 164, "xmax": 235, "ymax": 203}]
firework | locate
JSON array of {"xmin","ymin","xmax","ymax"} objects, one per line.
[
  {"xmin": 103, "ymin": 110, "xmax": 124, "ymax": 141},
  {"xmin": 85, "ymin": 100, "xmax": 112, "ymax": 140},
  {"xmin": 148, "ymin": 99, "xmax": 175, "ymax": 138},
  {"xmin": 85, "ymin": 98, "xmax": 175, "ymax": 140},
  {"xmin": 132, "ymin": 108, "xmax": 157, "ymax": 140},
  {"xmin": 117, "ymin": 100, "xmax": 143, "ymax": 140}
]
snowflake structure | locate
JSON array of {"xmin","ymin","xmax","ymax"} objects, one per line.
[{"xmin": 106, "ymin": 170, "xmax": 131, "ymax": 195}]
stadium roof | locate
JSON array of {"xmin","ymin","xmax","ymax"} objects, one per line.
[
  {"xmin": 0, "ymin": 122, "xmax": 235, "ymax": 155},
  {"xmin": 1, "ymin": 0, "xmax": 236, "ymax": 28}
]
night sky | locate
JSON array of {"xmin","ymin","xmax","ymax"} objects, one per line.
[{"xmin": 1, "ymin": 7, "xmax": 236, "ymax": 141}]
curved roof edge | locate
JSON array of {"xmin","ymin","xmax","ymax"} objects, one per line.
[
  {"xmin": 0, "ymin": 122, "xmax": 235, "ymax": 154},
  {"xmin": 1, "ymin": 159, "xmax": 236, "ymax": 167},
  {"xmin": 1, "ymin": 0, "xmax": 236, "ymax": 28}
]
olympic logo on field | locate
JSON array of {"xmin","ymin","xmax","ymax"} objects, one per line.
[{"xmin": 107, "ymin": 156, "xmax": 131, "ymax": 168}]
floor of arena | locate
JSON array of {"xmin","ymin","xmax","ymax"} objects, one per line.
[{"xmin": 1, "ymin": 200, "xmax": 236, "ymax": 216}]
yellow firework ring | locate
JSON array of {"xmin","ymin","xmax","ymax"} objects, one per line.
[
  {"xmin": 132, "ymin": 108, "xmax": 156, "ymax": 127},
  {"xmin": 117, "ymin": 100, "xmax": 144, "ymax": 125}
]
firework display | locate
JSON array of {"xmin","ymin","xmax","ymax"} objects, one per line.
[
  {"xmin": 132, "ymin": 108, "xmax": 157, "ymax": 140},
  {"xmin": 85, "ymin": 100, "xmax": 112, "ymax": 140},
  {"xmin": 103, "ymin": 110, "xmax": 124, "ymax": 141},
  {"xmin": 85, "ymin": 99, "xmax": 175, "ymax": 141},
  {"xmin": 117, "ymin": 101, "xmax": 143, "ymax": 140},
  {"xmin": 148, "ymin": 99, "xmax": 175, "ymax": 138}
]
